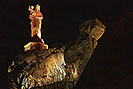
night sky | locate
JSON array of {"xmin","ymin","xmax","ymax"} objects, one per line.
[{"xmin": 0, "ymin": 0, "xmax": 133, "ymax": 89}]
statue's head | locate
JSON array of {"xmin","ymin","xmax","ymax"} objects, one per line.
[
  {"xmin": 35, "ymin": 4, "xmax": 40, "ymax": 11},
  {"xmin": 31, "ymin": 6, "xmax": 34, "ymax": 9}
]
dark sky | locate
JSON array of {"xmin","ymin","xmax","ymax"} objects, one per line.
[{"xmin": 0, "ymin": 0, "xmax": 133, "ymax": 89}]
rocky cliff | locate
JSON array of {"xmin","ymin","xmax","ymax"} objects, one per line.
[{"xmin": 8, "ymin": 18, "xmax": 105, "ymax": 89}]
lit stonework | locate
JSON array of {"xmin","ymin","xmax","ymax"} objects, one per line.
[{"xmin": 24, "ymin": 5, "xmax": 48, "ymax": 51}]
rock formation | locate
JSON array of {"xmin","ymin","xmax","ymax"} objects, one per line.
[{"xmin": 8, "ymin": 18, "xmax": 105, "ymax": 89}]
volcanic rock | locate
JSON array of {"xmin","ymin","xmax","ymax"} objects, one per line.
[{"xmin": 8, "ymin": 18, "xmax": 105, "ymax": 89}]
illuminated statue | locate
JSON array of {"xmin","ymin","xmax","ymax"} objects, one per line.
[
  {"xmin": 28, "ymin": 5, "xmax": 43, "ymax": 39},
  {"xmin": 24, "ymin": 5, "xmax": 48, "ymax": 51}
]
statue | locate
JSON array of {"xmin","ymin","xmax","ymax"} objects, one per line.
[
  {"xmin": 24, "ymin": 5, "xmax": 48, "ymax": 51},
  {"xmin": 28, "ymin": 5, "xmax": 43, "ymax": 39}
]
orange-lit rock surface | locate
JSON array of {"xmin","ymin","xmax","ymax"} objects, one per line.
[{"xmin": 8, "ymin": 18, "xmax": 105, "ymax": 89}]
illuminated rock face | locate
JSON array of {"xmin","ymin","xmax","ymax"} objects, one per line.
[
  {"xmin": 8, "ymin": 18, "xmax": 105, "ymax": 89},
  {"xmin": 8, "ymin": 48, "xmax": 66, "ymax": 89}
]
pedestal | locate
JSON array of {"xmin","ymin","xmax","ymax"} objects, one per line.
[{"xmin": 24, "ymin": 42, "xmax": 48, "ymax": 51}]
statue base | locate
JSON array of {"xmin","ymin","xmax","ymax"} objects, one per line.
[{"xmin": 24, "ymin": 42, "xmax": 48, "ymax": 51}]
